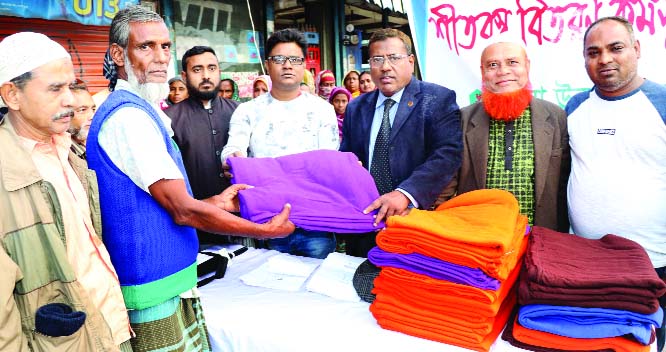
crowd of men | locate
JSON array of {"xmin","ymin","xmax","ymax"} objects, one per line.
[{"xmin": 0, "ymin": 5, "xmax": 663, "ymax": 352}]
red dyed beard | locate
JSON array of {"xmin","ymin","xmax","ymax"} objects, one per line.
[{"xmin": 481, "ymin": 86, "xmax": 533, "ymax": 122}]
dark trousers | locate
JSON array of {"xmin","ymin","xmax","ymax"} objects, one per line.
[{"xmin": 342, "ymin": 231, "xmax": 378, "ymax": 258}]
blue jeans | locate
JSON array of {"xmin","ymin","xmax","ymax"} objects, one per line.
[{"xmin": 267, "ymin": 228, "xmax": 336, "ymax": 259}]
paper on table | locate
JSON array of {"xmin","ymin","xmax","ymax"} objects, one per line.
[
  {"xmin": 306, "ymin": 252, "xmax": 367, "ymax": 302},
  {"xmin": 240, "ymin": 253, "xmax": 319, "ymax": 291},
  {"xmin": 267, "ymin": 253, "xmax": 319, "ymax": 277}
]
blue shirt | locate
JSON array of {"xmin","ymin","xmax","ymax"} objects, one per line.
[
  {"xmin": 367, "ymin": 88, "xmax": 418, "ymax": 207},
  {"xmin": 368, "ymin": 88, "xmax": 405, "ymax": 168}
]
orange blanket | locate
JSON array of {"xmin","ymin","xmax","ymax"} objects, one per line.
[
  {"xmin": 372, "ymin": 247, "xmax": 524, "ymax": 319},
  {"xmin": 507, "ymin": 314, "xmax": 650, "ymax": 352},
  {"xmin": 370, "ymin": 289, "xmax": 516, "ymax": 352},
  {"xmin": 378, "ymin": 189, "xmax": 527, "ymax": 281}
]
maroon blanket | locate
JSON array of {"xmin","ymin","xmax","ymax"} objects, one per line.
[{"xmin": 518, "ymin": 226, "xmax": 666, "ymax": 314}]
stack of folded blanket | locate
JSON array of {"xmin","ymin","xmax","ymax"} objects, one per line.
[
  {"xmin": 227, "ymin": 149, "xmax": 385, "ymax": 232},
  {"xmin": 369, "ymin": 189, "xmax": 529, "ymax": 351},
  {"xmin": 502, "ymin": 226, "xmax": 666, "ymax": 352}
]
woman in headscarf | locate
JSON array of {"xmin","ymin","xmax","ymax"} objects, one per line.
[
  {"xmin": 302, "ymin": 69, "xmax": 315, "ymax": 94},
  {"xmin": 167, "ymin": 76, "xmax": 188, "ymax": 105},
  {"xmin": 252, "ymin": 75, "xmax": 272, "ymax": 98},
  {"xmin": 328, "ymin": 87, "xmax": 351, "ymax": 141},
  {"xmin": 315, "ymin": 70, "xmax": 336, "ymax": 100},
  {"xmin": 219, "ymin": 76, "xmax": 240, "ymax": 101},
  {"xmin": 359, "ymin": 71, "xmax": 376, "ymax": 94},
  {"xmin": 343, "ymin": 70, "xmax": 361, "ymax": 99},
  {"xmin": 159, "ymin": 76, "xmax": 187, "ymax": 110}
]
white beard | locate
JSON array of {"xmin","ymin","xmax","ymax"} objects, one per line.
[{"xmin": 125, "ymin": 54, "xmax": 169, "ymax": 105}]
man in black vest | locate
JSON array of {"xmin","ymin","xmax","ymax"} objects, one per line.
[{"xmin": 165, "ymin": 46, "xmax": 247, "ymax": 247}]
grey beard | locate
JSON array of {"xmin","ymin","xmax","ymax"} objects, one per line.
[
  {"xmin": 125, "ymin": 56, "xmax": 170, "ymax": 105},
  {"xmin": 68, "ymin": 125, "xmax": 89, "ymax": 143}
]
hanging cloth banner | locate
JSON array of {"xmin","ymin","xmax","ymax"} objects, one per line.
[
  {"xmin": 0, "ymin": 0, "xmax": 139, "ymax": 26},
  {"xmin": 403, "ymin": 0, "xmax": 666, "ymax": 109}
]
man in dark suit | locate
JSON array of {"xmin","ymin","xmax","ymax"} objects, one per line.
[
  {"xmin": 453, "ymin": 42, "xmax": 569, "ymax": 232},
  {"xmin": 340, "ymin": 28, "xmax": 462, "ymax": 257}
]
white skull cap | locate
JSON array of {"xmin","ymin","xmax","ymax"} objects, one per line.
[{"xmin": 0, "ymin": 32, "xmax": 71, "ymax": 85}]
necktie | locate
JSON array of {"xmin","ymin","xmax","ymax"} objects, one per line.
[{"xmin": 370, "ymin": 99, "xmax": 395, "ymax": 195}]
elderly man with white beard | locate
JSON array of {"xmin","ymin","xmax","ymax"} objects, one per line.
[{"xmin": 85, "ymin": 5, "xmax": 295, "ymax": 352}]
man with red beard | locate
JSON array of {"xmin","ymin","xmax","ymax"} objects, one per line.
[{"xmin": 455, "ymin": 42, "xmax": 569, "ymax": 231}]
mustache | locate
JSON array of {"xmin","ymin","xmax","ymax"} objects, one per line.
[
  {"xmin": 52, "ymin": 109, "xmax": 74, "ymax": 121},
  {"xmin": 199, "ymin": 78, "xmax": 214, "ymax": 86}
]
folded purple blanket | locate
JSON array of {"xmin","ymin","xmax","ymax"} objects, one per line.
[
  {"xmin": 228, "ymin": 150, "xmax": 384, "ymax": 233},
  {"xmin": 368, "ymin": 247, "xmax": 500, "ymax": 290}
]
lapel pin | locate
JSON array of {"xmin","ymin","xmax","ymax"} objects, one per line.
[{"xmin": 407, "ymin": 101, "xmax": 413, "ymax": 107}]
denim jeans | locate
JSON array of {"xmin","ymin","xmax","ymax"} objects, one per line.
[{"xmin": 267, "ymin": 228, "xmax": 336, "ymax": 259}]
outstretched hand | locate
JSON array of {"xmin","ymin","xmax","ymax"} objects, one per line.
[
  {"xmin": 262, "ymin": 203, "xmax": 295, "ymax": 238},
  {"xmin": 363, "ymin": 190, "xmax": 411, "ymax": 226},
  {"xmin": 204, "ymin": 183, "xmax": 254, "ymax": 212},
  {"xmin": 222, "ymin": 151, "xmax": 245, "ymax": 179}
]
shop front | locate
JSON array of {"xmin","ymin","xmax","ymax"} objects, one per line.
[
  {"xmin": 170, "ymin": 0, "xmax": 267, "ymax": 100},
  {"xmin": 0, "ymin": 0, "xmax": 410, "ymax": 97},
  {"xmin": 273, "ymin": 0, "xmax": 410, "ymax": 86},
  {"xmin": 0, "ymin": 0, "xmax": 139, "ymax": 94}
]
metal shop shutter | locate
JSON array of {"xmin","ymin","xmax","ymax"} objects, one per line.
[{"xmin": 0, "ymin": 16, "xmax": 110, "ymax": 94}]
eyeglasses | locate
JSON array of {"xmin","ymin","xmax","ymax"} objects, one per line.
[
  {"xmin": 368, "ymin": 54, "xmax": 411, "ymax": 67},
  {"xmin": 267, "ymin": 55, "xmax": 305, "ymax": 65}
]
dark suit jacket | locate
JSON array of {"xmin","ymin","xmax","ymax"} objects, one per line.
[
  {"xmin": 340, "ymin": 78, "xmax": 462, "ymax": 209},
  {"xmin": 456, "ymin": 98, "xmax": 570, "ymax": 232}
]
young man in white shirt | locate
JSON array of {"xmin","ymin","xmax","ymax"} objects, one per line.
[{"xmin": 222, "ymin": 28, "xmax": 339, "ymax": 259}]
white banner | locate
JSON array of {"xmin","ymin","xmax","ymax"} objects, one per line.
[{"xmin": 404, "ymin": 0, "xmax": 666, "ymax": 108}]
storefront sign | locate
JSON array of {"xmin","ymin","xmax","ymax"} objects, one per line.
[
  {"xmin": 404, "ymin": 0, "xmax": 666, "ymax": 108},
  {"xmin": 0, "ymin": 0, "xmax": 138, "ymax": 26}
]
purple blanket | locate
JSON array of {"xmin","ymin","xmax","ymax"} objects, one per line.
[
  {"xmin": 367, "ymin": 247, "xmax": 500, "ymax": 290},
  {"xmin": 228, "ymin": 150, "xmax": 384, "ymax": 233}
]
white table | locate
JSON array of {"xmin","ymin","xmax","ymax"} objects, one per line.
[{"xmin": 198, "ymin": 246, "xmax": 542, "ymax": 352}]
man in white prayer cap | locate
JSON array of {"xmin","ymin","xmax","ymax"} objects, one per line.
[{"xmin": 0, "ymin": 32, "xmax": 132, "ymax": 351}]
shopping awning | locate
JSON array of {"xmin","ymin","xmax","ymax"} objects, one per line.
[
  {"xmin": 362, "ymin": 0, "xmax": 405, "ymax": 14},
  {"xmin": 345, "ymin": 0, "xmax": 408, "ymax": 33}
]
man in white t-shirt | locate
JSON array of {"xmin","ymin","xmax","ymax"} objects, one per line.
[
  {"xmin": 222, "ymin": 28, "xmax": 340, "ymax": 259},
  {"xmin": 566, "ymin": 16, "xmax": 666, "ymax": 351}
]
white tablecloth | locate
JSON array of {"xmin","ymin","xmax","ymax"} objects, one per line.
[{"xmin": 198, "ymin": 246, "xmax": 543, "ymax": 352}]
